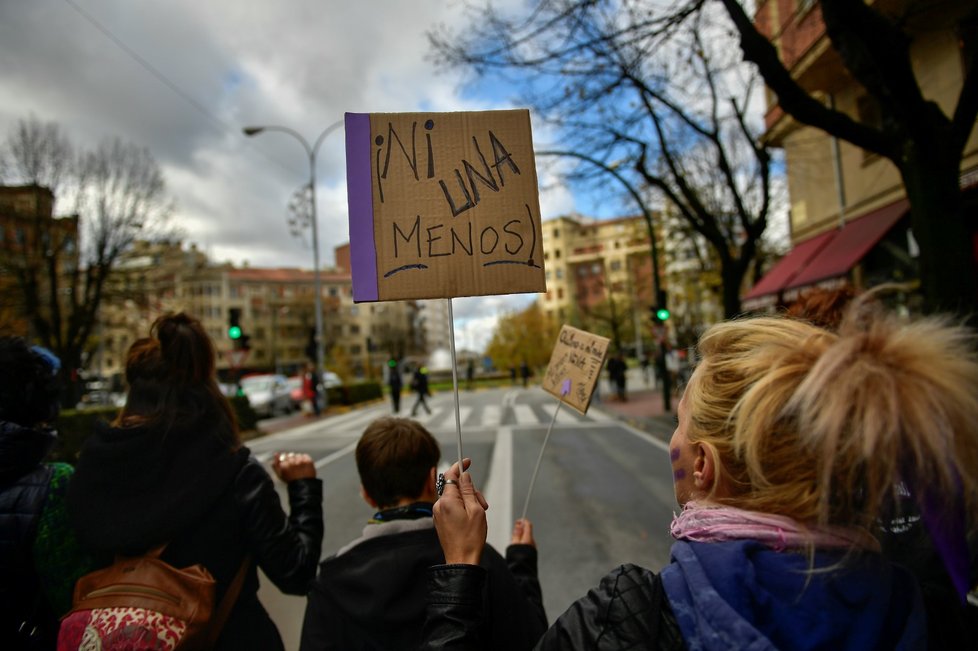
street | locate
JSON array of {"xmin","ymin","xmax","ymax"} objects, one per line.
[{"xmin": 247, "ymin": 379, "xmax": 679, "ymax": 650}]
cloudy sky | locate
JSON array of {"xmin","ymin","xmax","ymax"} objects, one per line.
[{"xmin": 0, "ymin": 0, "xmax": 598, "ymax": 352}]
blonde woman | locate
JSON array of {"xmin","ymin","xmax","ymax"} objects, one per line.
[{"xmin": 424, "ymin": 303, "xmax": 978, "ymax": 650}]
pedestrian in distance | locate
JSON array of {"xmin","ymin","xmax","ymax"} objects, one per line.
[
  {"xmin": 387, "ymin": 358, "xmax": 403, "ymax": 414},
  {"xmin": 520, "ymin": 360, "xmax": 531, "ymax": 388},
  {"xmin": 421, "ymin": 298, "xmax": 978, "ymax": 650},
  {"xmin": 64, "ymin": 313, "xmax": 323, "ymax": 651},
  {"xmin": 303, "ymin": 361, "xmax": 321, "ymax": 417},
  {"xmin": 410, "ymin": 366, "xmax": 432, "ymax": 416},
  {"xmin": 299, "ymin": 417, "xmax": 546, "ymax": 651},
  {"xmin": 465, "ymin": 358, "xmax": 475, "ymax": 391},
  {"xmin": 0, "ymin": 337, "xmax": 92, "ymax": 650},
  {"xmin": 607, "ymin": 352, "xmax": 627, "ymax": 402}
]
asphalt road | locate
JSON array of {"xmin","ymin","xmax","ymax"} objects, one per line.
[{"xmin": 246, "ymin": 384, "xmax": 678, "ymax": 650}]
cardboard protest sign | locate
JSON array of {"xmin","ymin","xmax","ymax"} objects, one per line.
[
  {"xmin": 345, "ymin": 110, "xmax": 546, "ymax": 302},
  {"xmin": 542, "ymin": 325, "xmax": 610, "ymax": 414}
]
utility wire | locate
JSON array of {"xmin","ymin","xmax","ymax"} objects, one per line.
[{"xmin": 62, "ymin": 0, "xmax": 303, "ymax": 176}]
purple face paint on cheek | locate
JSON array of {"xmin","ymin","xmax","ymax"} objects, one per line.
[
  {"xmin": 673, "ymin": 469, "xmax": 686, "ymax": 480},
  {"xmin": 670, "ymin": 448, "xmax": 681, "ymax": 462}
]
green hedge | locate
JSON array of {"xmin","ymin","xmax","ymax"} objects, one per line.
[{"xmin": 326, "ymin": 381, "xmax": 383, "ymax": 406}]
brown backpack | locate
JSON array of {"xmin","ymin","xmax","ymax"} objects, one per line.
[{"xmin": 57, "ymin": 545, "xmax": 249, "ymax": 651}]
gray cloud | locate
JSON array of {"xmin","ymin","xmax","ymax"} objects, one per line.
[{"xmin": 0, "ymin": 0, "xmax": 574, "ymax": 350}]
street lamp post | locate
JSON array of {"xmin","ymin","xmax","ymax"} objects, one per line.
[{"xmin": 243, "ymin": 120, "xmax": 343, "ymax": 411}]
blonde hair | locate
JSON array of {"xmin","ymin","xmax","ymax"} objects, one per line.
[{"xmin": 686, "ymin": 304, "xmax": 978, "ymax": 533}]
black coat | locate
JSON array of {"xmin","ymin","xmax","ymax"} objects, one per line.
[
  {"xmin": 0, "ymin": 421, "xmax": 58, "ymax": 649},
  {"xmin": 68, "ymin": 418, "xmax": 323, "ymax": 651},
  {"xmin": 300, "ymin": 523, "xmax": 547, "ymax": 650},
  {"xmin": 423, "ymin": 563, "xmax": 685, "ymax": 650}
]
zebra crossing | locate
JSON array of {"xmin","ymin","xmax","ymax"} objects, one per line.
[
  {"xmin": 407, "ymin": 399, "xmax": 613, "ymax": 430},
  {"xmin": 252, "ymin": 390, "xmax": 615, "ymax": 465}
]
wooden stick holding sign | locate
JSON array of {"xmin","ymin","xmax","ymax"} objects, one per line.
[
  {"xmin": 344, "ymin": 109, "xmax": 546, "ymax": 473},
  {"xmin": 447, "ymin": 298, "xmax": 463, "ymax": 473},
  {"xmin": 520, "ymin": 378, "xmax": 570, "ymax": 521},
  {"xmin": 520, "ymin": 325, "xmax": 610, "ymax": 518}
]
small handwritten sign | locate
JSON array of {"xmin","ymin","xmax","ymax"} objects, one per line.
[
  {"xmin": 542, "ymin": 325, "xmax": 610, "ymax": 414},
  {"xmin": 345, "ymin": 110, "xmax": 546, "ymax": 302}
]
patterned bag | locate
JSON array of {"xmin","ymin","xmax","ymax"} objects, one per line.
[{"xmin": 57, "ymin": 545, "xmax": 248, "ymax": 651}]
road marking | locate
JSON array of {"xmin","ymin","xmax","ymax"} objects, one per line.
[
  {"xmin": 513, "ymin": 405, "xmax": 536, "ymax": 425},
  {"xmin": 482, "ymin": 405, "xmax": 502, "ymax": 426},
  {"xmin": 540, "ymin": 403, "xmax": 581, "ymax": 424},
  {"xmin": 314, "ymin": 440, "xmax": 358, "ymax": 469},
  {"xmin": 483, "ymin": 426, "xmax": 513, "ymax": 553}
]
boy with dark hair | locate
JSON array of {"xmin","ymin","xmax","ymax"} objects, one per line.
[{"xmin": 299, "ymin": 417, "xmax": 547, "ymax": 650}]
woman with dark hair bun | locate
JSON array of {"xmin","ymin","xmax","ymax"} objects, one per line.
[
  {"xmin": 0, "ymin": 336, "xmax": 91, "ymax": 650},
  {"xmin": 66, "ymin": 313, "xmax": 323, "ymax": 650}
]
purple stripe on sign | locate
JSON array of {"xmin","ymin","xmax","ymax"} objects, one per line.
[{"xmin": 345, "ymin": 112, "xmax": 378, "ymax": 302}]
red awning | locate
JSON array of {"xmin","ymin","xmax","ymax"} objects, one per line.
[
  {"xmin": 742, "ymin": 229, "xmax": 837, "ymax": 301},
  {"xmin": 785, "ymin": 198, "xmax": 908, "ymax": 290}
]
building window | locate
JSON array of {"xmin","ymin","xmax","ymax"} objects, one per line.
[
  {"xmin": 557, "ymin": 288, "xmax": 564, "ymax": 299},
  {"xmin": 555, "ymin": 269, "xmax": 563, "ymax": 280},
  {"xmin": 553, "ymin": 228, "xmax": 560, "ymax": 238},
  {"xmin": 591, "ymin": 262, "xmax": 602, "ymax": 274},
  {"xmin": 610, "ymin": 260, "xmax": 622, "ymax": 271},
  {"xmin": 351, "ymin": 324, "xmax": 361, "ymax": 334},
  {"xmin": 555, "ymin": 249, "xmax": 561, "ymax": 259},
  {"xmin": 350, "ymin": 345, "xmax": 362, "ymax": 355}
]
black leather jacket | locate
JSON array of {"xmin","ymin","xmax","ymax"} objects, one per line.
[
  {"xmin": 423, "ymin": 563, "xmax": 686, "ymax": 650},
  {"xmin": 69, "ymin": 418, "xmax": 323, "ymax": 651}
]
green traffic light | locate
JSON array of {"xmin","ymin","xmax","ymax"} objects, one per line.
[
  {"xmin": 228, "ymin": 325, "xmax": 242, "ymax": 339},
  {"xmin": 656, "ymin": 308, "xmax": 670, "ymax": 321},
  {"xmin": 388, "ymin": 359, "xmax": 397, "ymax": 368}
]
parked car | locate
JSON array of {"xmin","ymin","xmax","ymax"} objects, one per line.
[
  {"xmin": 239, "ymin": 373, "xmax": 293, "ymax": 418},
  {"xmin": 322, "ymin": 370, "xmax": 342, "ymax": 388},
  {"xmin": 286, "ymin": 375, "xmax": 305, "ymax": 410}
]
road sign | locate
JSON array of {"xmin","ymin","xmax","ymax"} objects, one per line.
[{"xmin": 227, "ymin": 349, "xmax": 249, "ymax": 369}]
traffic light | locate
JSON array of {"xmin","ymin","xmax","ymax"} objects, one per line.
[
  {"xmin": 651, "ymin": 289, "xmax": 670, "ymax": 323},
  {"xmin": 228, "ymin": 308, "xmax": 242, "ymax": 341}
]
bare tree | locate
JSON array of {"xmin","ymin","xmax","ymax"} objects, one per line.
[
  {"xmin": 1, "ymin": 116, "xmax": 173, "ymax": 401},
  {"xmin": 430, "ymin": 1, "xmax": 781, "ymax": 317}
]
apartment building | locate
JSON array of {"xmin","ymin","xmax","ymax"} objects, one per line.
[
  {"xmin": 0, "ymin": 185, "xmax": 79, "ymax": 336},
  {"xmin": 744, "ymin": 0, "xmax": 978, "ymax": 309},
  {"xmin": 92, "ymin": 242, "xmax": 420, "ymax": 384},
  {"xmin": 540, "ymin": 213, "xmax": 660, "ymax": 349}
]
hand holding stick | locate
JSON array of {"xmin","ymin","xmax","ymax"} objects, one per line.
[{"xmin": 433, "ymin": 458, "xmax": 488, "ymax": 565}]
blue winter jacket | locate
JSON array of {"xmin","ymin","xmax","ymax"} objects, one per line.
[{"xmin": 660, "ymin": 540, "xmax": 926, "ymax": 651}]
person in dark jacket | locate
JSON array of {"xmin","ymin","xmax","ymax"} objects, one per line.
[
  {"xmin": 410, "ymin": 367, "xmax": 431, "ymax": 416},
  {"xmin": 64, "ymin": 313, "xmax": 323, "ymax": 651},
  {"xmin": 0, "ymin": 337, "xmax": 91, "ymax": 650},
  {"xmin": 387, "ymin": 358, "xmax": 403, "ymax": 413},
  {"xmin": 299, "ymin": 416, "xmax": 546, "ymax": 651},
  {"xmin": 422, "ymin": 302, "xmax": 978, "ymax": 650}
]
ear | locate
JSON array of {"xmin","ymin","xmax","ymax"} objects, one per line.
[
  {"xmin": 360, "ymin": 484, "xmax": 378, "ymax": 508},
  {"xmin": 692, "ymin": 443, "xmax": 718, "ymax": 492}
]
